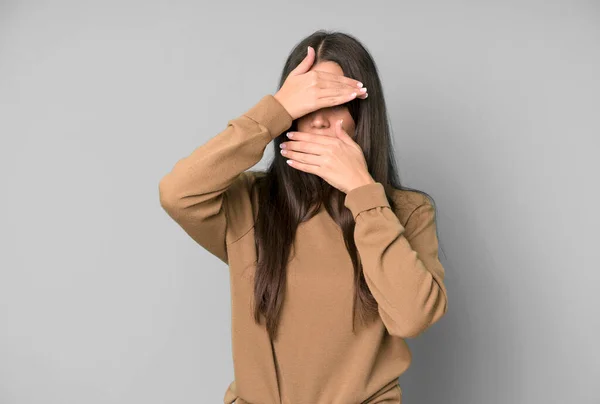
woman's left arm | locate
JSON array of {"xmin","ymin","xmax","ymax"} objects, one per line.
[{"xmin": 344, "ymin": 182, "xmax": 449, "ymax": 339}]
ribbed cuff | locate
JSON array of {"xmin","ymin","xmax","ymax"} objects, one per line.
[
  {"xmin": 243, "ymin": 94, "xmax": 294, "ymax": 139},
  {"xmin": 344, "ymin": 182, "xmax": 391, "ymax": 220}
]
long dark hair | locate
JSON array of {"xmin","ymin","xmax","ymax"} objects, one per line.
[{"xmin": 252, "ymin": 30, "xmax": 443, "ymax": 341}]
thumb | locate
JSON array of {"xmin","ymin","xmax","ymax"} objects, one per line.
[
  {"xmin": 289, "ymin": 46, "xmax": 315, "ymax": 76},
  {"xmin": 335, "ymin": 119, "xmax": 353, "ymax": 144}
]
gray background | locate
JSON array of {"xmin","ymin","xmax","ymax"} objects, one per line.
[{"xmin": 1, "ymin": 1, "xmax": 598, "ymax": 403}]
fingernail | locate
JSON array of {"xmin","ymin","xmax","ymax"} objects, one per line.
[
  {"xmin": 357, "ymin": 82, "xmax": 363, "ymax": 87},
  {"xmin": 286, "ymin": 132, "xmax": 293, "ymax": 138}
]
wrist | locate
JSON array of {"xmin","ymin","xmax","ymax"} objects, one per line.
[
  {"xmin": 273, "ymin": 92, "xmax": 297, "ymax": 120},
  {"xmin": 347, "ymin": 176, "xmax": 376, "ymax": 194}
]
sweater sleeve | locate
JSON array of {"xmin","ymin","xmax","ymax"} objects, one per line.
[
  {"xmin": 344, "ymin": 182, "xmax": 448, "ymax": 338},
  {"xmin": 158, "ymin": 94, "xmax": 293, "ymax": 264}
]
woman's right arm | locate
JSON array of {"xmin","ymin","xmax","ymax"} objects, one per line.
[{"xmin": 158, "ymin": 94, "xmax": 293, "ymax": 264}]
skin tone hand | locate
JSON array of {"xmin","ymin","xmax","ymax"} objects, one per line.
[
  {"xmin": 280, "ymin": 118, "xmax": 376, "ymax": 194},
  {"xmin": 273, "ymin": 46, "xmax": 367, "ymax": 121}
]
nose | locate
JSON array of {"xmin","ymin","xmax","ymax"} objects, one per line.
[{"xmin": 310, "ymin": 110, "xmax": 333, "ymax": 133}]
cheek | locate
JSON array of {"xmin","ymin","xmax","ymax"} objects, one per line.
[
  {"xmin": 342, "ymin": 114, "xmax": 356, "ymax": 134},
  {"xmin": 295, "ymin": 118, "xmax": 309, "ymax": 131}
]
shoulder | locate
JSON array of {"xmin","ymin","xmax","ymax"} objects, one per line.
[{"xmin": 388, "ymin": 187, "xmax": 433, "ymax": 227}]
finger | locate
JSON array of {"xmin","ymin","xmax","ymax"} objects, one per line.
[
  {"xmin": 317, "ymin": 80, "xmax": 368, "ymax": 99},
  {"xmin": 290, "ymin": 46, "xmax": 315, "ymax": 76},
  {"xmin": 318, "ymin": 78, "xmax": 367, "ymax": 100},
  {"xmin": 319, "ymin": 86, "xmax": 368, "ymax": 100},
  {"xmin": 282, "ymin": 140, "xmax": 328, "ymax": 155},
  {"xmin": 335, "ymin": 119, "xmax": 344, "ymax": 138},
  {"xmin": 281, "ymin": 149, "xmax": 322, "ymax": 166},
  {"xmin": 315, "ymin": 91, "xmax": 359, "ymax": 109},
  {"xmin": 286, "ymin": 157, "xmax": 320, "ymax": 175},
  {"xmin": 316, "ymin": 70, "xmax": 363, "ymax": 89},
  {"xmin": 313, "ymin": 72, "xmax": 368, "ymax": 101},
  {"xmin": 287, "ymin": 131, "xmax": 339, "ymax": 145},
  {"xmin": 335, "ymin": 119, "xmax": 354, "ymax": 145}
]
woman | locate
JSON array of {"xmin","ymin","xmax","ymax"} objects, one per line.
[{"xmin": 159, "ymin": 30, "xmax": 448, "ymax": 404}]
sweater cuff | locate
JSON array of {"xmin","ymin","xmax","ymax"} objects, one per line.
[
  {"xmin": 243, "ymin": 94, "xmax": 294, "ymax": 139},
  {"xmin": 344, "ymin": 182, "xmax": 391, "ymax": 220}
]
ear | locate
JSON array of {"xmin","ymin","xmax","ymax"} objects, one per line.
[{"xmin": 335, "ymin": 119, "xmax": 354, "ymax": 145}]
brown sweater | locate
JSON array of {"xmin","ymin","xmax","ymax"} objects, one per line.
[{"xmin": 158, "ymin": 94, "xmax": 448, "ymax": 404}]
